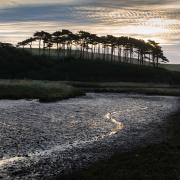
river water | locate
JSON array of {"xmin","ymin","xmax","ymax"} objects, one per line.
[{"xmin": 0, "ymin": 93, "xmax": 179, "ymax": 179}]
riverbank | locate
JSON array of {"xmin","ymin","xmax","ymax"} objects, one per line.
[
  {"xmin": 56, "ymin": 107, "xmax": 180, "ymax": 180},
  {"xmin": 68, "ymin": 81, "xmax": 180, "ymax": 97},
  {"xmin": 0, "ymin": 80, "xmax": 180, "ymax": 102},
  {"xmin": 0, "ymin": 80, "xmax": 84, "ymax": 102}
]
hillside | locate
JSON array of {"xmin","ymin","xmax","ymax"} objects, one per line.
[
  {"xmin": 0, "ymin": 47, "xmax": 180, "ymax": 84},
  {"xmin": 160, "ymin": 64, "xmax": 180, "ymax": 72}
]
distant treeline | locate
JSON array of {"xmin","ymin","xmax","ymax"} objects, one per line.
[
  {"xmin": 0, "ymin": 42, "xmax": 179, "ymax": 84},
  {"xmin": 17, "ymin": 30, "xmax": 168, "ymax": 67}
]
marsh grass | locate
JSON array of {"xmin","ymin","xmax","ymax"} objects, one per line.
[
  {"xmin": 0, "ymin": 80, "xmax": 179, "ymax": 102},
  {"xmin": 68, "ymin": 81, "xmax": 180, "ymax": 97},
  {"xmin": 0, "ymin": 80, "xmax": 84, "ymax": 102}
]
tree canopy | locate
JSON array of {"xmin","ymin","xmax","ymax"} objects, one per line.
[{"xmin": 16, "ymin": 29, "xmax": 168, "ymax": 67}]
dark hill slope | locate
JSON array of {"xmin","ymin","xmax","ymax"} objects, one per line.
[{"xmin": 0, "ymin": 48, "xmax": 180, "ymax": 84}]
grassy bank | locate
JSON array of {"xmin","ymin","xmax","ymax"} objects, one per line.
[
  {"xmin": 0, "ymin": 80, "xmax": 180, "ymax": 102},
  {"xmin": 56, "ymin": 108, "xmax": 180, "ymax": 180},
  {"xmin": 68, "ymin": 81, "xmax": 180, "ymax": 97},
  {"xmin": 0, "ymin": 80, "xmax": 84, "ymax": 102}
]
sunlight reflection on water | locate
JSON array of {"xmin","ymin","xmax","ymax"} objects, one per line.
[
  {"xmin": 0, "ymin": 156, "xmax": 25, "ymax": 167},
  {"xmin": 0, "ymin": 93, "xmax": 179, "ymax": 179}
]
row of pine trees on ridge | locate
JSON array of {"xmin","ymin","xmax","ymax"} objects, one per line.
[{"xmin": 16, "ymin": 29, "xmax": 169, "ymax": 67}]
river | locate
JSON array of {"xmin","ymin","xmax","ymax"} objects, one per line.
[{"xmin": 0, "ymin": 93, "xmax": 179, "ymax": 179}]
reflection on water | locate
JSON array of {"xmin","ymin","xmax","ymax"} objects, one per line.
[
  {"xmin": 0, "ymin": 156, "xmax": 25, "ymax": 167},
  {"xmin": 105, "ymin": 106, "xmax": 149, "ymax": 136},
  {"xmin": 0, "ymin": 93, "xmax": 179, "ymax": 179},
  {"xmin": 105, "ymin": 112, "xmax": 124, "ymax": 136}
]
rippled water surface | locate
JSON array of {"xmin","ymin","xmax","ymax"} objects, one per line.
[{"xmin": 0, "ymin": 93, "xmax": 179, "ymax": 179}]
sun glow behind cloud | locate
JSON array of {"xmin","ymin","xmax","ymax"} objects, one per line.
[{"xmin": 0, "ymin": 0, "xmax": 179, "ymax": 63}]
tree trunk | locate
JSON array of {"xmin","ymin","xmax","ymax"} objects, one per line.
[
  {"xmin": 156, "ymin": 57, "xmax": 159, "ymax": 68},
  {"xmin": 49, "ymin": 47, "xmax": 51, "ymax": 57},
  {"xmin": 38, "ymin": 39, "xmax": 41, "ymax": 55},
  {"xmin": 111, "ymin": 46, "xmax": 113, "ymax": 62},
  {"xmin": 57, "ymin": 43, "xmax": 59, "ymax": 58},
  {"xmin": 118, "ymin": 46, "xmax": 121, "ymax": 63}
]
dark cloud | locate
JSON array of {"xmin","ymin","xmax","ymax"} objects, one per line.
[
  {"xmin": 1, "ymin": 5, "xmax": 75, "ymax": 22},
  {"xmin": 0, "ymin": 4, "xmax": 98, "ymax": 24},
  {"xmin": 0, "ymin": 3, "xmax": 179, "ymax": 24}
]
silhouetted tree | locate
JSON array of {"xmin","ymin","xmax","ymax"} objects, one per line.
[{"xmin": 17, "ymin": 30, "xmax": 169, "ymax": 67}]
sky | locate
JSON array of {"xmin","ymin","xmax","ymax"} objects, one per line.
[{"xmin": 0, "ymin": 0, "xmax": 179, "ymax": 63}]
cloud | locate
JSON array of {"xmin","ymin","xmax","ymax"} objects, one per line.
[
  {"xmin": 73, "ymin": 0, "xmax": 180, "ymax": 8},
  {"xmin": 0, "ymin": 0, "xmax": 74, "ymax": 8},
  {"xmin": 0, "ymin": 0, "xmax": 179, "ymax": 9},
  {"xmin": 0, "ymin": 0, "xmax": 179, "ymax": 63}
]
